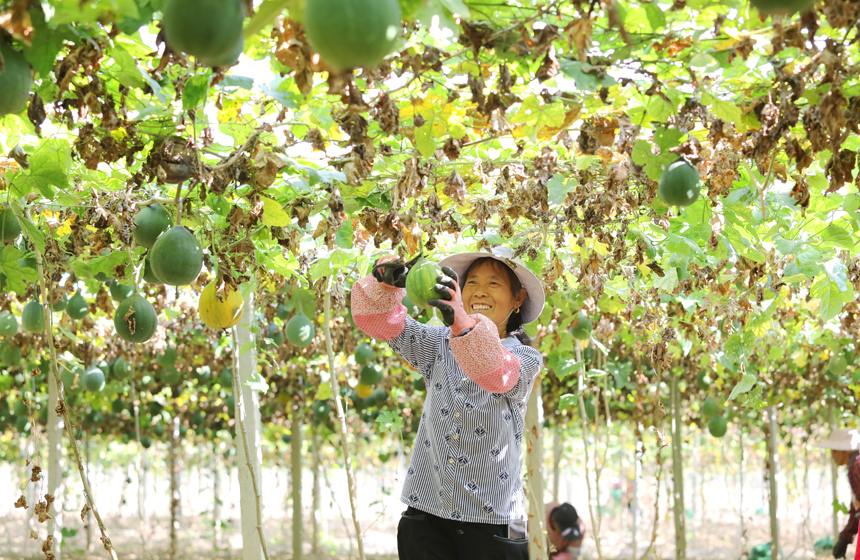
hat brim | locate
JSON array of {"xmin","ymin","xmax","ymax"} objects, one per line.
[
  {"xmin": 812, "ymin": 438, "xmax": 860, "ymax": 451},
  {"xmin": 437, "ymin": 252, "xmax": 545, "ymax": 324}
]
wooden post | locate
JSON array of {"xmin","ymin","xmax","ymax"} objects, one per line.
[
  {"xmin": 633, "ymin": 430, "xmax": 642, "ymax": 558},
  {"xmin": 47, "ymin": 366, "xmax": 63, "ymax": 560},
  {"xmin": 552, "ymin": 426, "xmax": 561, "ymax": 503},
  {"xmin": 169, "ymin": 415, "xmax": 181, "ymax": 559},
  {"xmin": 670, "ymin": 371, "xmax": 686, "ymax": 560},
  {"xmin": 311, "ymin": 423, "xmax": 322, "ymax": 555},
  {"xmin": 85, "ymin": 435, "xmax": 93, "ymax": 552},
  {"xmin": 831, "ymin": 407, "xmax": 839, "ymax": 541},
  {"xmin": 233, "ymin": 294, "xmax": 266, "ymax": 560},
  {"xmin": 291, "ymin": 388, "xmax": 304, "ymax": 560},
  {"xmin": 213, "ymin": 445, "xmax": 222, "ymax": 548},
  {"xmin": 766, "ymin": 406, "xmax": 779, "ymax": 560},
  {"xmin": 526, "ymin": 376, "xmax": 547, "ymax": 560}
]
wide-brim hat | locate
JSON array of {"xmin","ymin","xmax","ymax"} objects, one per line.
[
  {"xmin": 812, "ymin": 428, "xmax": 860, "ymax": 451},
  {"xmin": 437, "ymin": 246, "xmax": 545, "ymax": 324}
]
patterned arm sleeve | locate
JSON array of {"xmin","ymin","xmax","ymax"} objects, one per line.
[
  {"xmin": 840, "ymin": 454, "xmax": 860, "ymax": 541},
  {"xmin": 350, "ymin": 274, "xmax": 407, "ymax": 341},
  {"xmin": 388, "ymin": 317, "xmax": 447, "ymax": 379},
  {"xmin": 449, "ymin": 314, "xmax": 543, "ymax": 394}
]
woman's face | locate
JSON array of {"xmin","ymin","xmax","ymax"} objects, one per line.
[{"xmin": 462, "ymin": 261, "xmax": 526, "ymax": 331}]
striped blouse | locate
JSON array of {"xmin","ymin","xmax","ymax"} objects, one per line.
[{"xmin": 351, "ymin": 274, "xmax": 543, "ymax": 524}]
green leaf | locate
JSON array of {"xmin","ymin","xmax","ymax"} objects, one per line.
[
  {"xmin": 110, "ymin": 45, "xmax": 146, "ymax": 90},
  {"xmin": 415, "ymin": 125, "xmax": 436, "ymax": 158},
  {"xmin": 335, "ymin": 220, "xmax": 353, "ymax": 249},
  {"xmin": 315, "ymin": 383, "xmax": 332, "ymax": 401},
  {"xmin": 183, "ymin": 73, "xmax": 212, "ymax": 111},
  {"xmin": 439, "ymin": 0, "xmax": 470, "ymax": 17},
  {"xmin": 0, "ymin": 246, "xmax": 38, "ymax": 296},
  {"xmin": 559, "ymin": 60, "xmax": 617, "ymax": 91},
  {"xmin": 727, "ymin": 373, "xmax": 757, "ymax": 401},
  {"xmin": 559, "ymin": 393, "xmax": 579, "ymax": 409},
  {"xmin": 260, "ymin": 196, "xmax": 290, "ymax": 227},
  {"xmin": 547, "ymin": 174, "xmax": 573, "ymax": 206},
  {"xmin": 820, "ymin": 225, "xmax": 855, "ymax": 251},
  {"xmin": 240, "ymin": 340, "xmax": 256, "ymax": 355},
  {"xmin": 644, "ymin": 3, "xmax": 666, "ymax": 30},
  {"xmin": 701, "ymin": 92, "xmax": 741, "ymax": 124},
  {"xmin": 811, "ymin": 276, "xmax": 854, "ymax": 322},
  {"xmin": 376, "ymin": 409, "xmax": 405, "ymax": 432},
  {"xmin": 18, "ymin": 217, "xmax": 45, "ymax": 254},
  {"xmin": 22, "ymin": 9, "xmax": 68, "ymax": 77},
  {"xmin": 10, "ymin": 139, "xmax": 72, "ymax": 199},
  {"xmin": 245, "ymin": 371, "xmax": 269, "ymax": 394},
  {"xmin": 824, "ymin": 258, "xmax": 848, "ymax": 292}
]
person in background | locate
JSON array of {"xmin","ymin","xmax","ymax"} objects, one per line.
[
  {"xmin": 352, "ymin": 246, "xmax": 545, "ymax": 560},
  {"xmin": 813, "ymin": 428, "xmax": 860, "ymax": 559},
  {"xmin": 545, "ymin": 502, "xmax": 585, "ymax": 560}
]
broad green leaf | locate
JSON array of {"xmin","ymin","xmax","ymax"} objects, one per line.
[
  {"xmin": 10, "ymin": 139, "xmax": 72, "ymax": 199},
  {"xmin": 727, "ymin": 373, "xmax": 757, "ymax": 402},
  {"xmin": 0, "ymin": 246, "xmax": 38, "ymax": 296},
  {"xmin": 183, "ymin": 73, "xmax": 212, "ymax": 110},
  {"xmin": 811, "ymin": 277, "xmax": 854, "ymax": 322},
  {"xmin": 559, "ymin": 393, "xmax": 579, "ymax": 409},
  {"xmin": 820, "ymin": 225, "xmax": 854, "ymax": 251},
  {"xmin": 110, "ymin": 45, "xmax": 146, "ymax": 89},
  {"xmin": 558, "ymin": 60, "xmax": 617, "ymax": 91},
  {"xmin": 824, "ymin": 258, "xmax": 848, "ymax": 292},
  {"xmin": 315, "ymin": 382, "xmax": 332, "ymax": 401},
  {"xmin": 701, "ymin": 92, "xmax": 742, "ymax": 124},
  {"xmin": 547, "ymin": 174, "xmax": 573, "ymax": 206},
  {"xmin": 644, "ymin": 3, "xmax": 666, "ymax": 30},
  {"xmin": 415, "ymin": 125, "xmax": 436, "ymax": 158},
  {"xmin": 335, "ymin": 220, "xmax": 354, "ymax": 249},
  {"xmin": 260, "ymin": 196, "xmax": 290, "ymax": 227}
]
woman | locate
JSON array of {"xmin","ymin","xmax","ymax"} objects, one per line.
[
  {"xmin": 813, "ymin": 428, "xmax": 860, "ymax": 559},
  {"xmin": 351, "ymin": 246, "xmax": 545, "ymax": 560}
]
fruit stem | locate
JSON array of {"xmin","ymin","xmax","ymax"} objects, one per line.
[
  {"xmin": 124, "ymin": 246, "xmax": 139, "ymax": 293},
  {"xmin": 323, "ymin": 278, "xmax": 367, "ymax": 560},
  {"xmin": 23, "ymin": 208, "xmax": 120, "ymax": 560}
]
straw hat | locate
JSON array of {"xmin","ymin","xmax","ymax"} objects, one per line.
[
  {"xmin": 812, "ymin": 428, "xmax": 860, "ymax": 451},
  {"xmin": 437, "ymin": 246, "xmax": 545, "ymax": 324}
]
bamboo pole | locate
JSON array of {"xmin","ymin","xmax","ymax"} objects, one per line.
[
  {"xmin": 213, "ymin": 445, "xmax": 222, "ymax": 549},
  {"xmin": 311, "ymin": 423, "xmax": 322, "ymax": 555},
  {"xmin": 168, "ymin": 416, "xmax": 180, "ymax": 560},
  {"xmin": 23, "ymin": 206, "xmax": 118, "ymax": 560},
  {"xmin": 575, "ymin": 343, "xmax": 603, "ymax": 560},
  {"xmin": 323, "ymin": 285, "xmax": 366, "ymax": 559},
  {"xmin": 552, "ymin": 427, "xmax": 561, "ymax": 503},
  {"xmin": 46, "ymin": 364, "xmax": 63, "ymax": 560},
  {"xmin": 670, "ymin": 370, "xmax": 686, "ymax": 560},
  {"xmin": 831, "ymin": 407, "xmax": 839, "ymax": 541},
  {"xmin": 766, "ymin": 406, "xmax": 780, "ymax": 560},
  {"xmin": 231, "ymin": 295, "xmax": 270, "ymax": 560},
  {"xmin": 526, "ymin": 376, "xmax": 547, "ymax": 560},
  {"xmin": 291, "ymin": 385, "xmax": 303, "ymax": 560}
]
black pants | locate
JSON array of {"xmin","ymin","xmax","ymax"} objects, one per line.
[{"xmin": 397, "ymin": 506, "xmax": 529, "ymax": 560}]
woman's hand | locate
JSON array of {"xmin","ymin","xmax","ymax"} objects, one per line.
[
  {"xmin": 428, "ymin": 266, "xmax": 477, "ymax": 336},
  {"xmin": 371, "ymin": 254, "xmax": 421, "ymax": 291}
]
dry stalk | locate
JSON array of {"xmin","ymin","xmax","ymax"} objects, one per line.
[
  {"xmin": 129, "ymin": 380, "xmax": 150, "ymax": 555},
  {"xmin": 24, "ymin": 207, "xmax": 119, "ymax": 560},
  {"xmin": 230, "ymin": 327, "xmax": 271, "ymax": 560},
  {"xmin": 323, "ymin": 282, "xmax": 366, "ymax": 560}
]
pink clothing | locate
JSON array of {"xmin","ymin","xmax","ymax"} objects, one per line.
[{"xmin": 351, "ymin": 274, "xmax": 523, "ymax": 393}]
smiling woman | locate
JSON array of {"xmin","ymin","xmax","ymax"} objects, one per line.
[{"xmin": 351, "ymin": 246, "xmax": 545, "ymax": 560}]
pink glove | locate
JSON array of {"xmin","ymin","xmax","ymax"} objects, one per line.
[{"xmin": 427, "ymin": 266, "xmax": 477, "ymax": 336}]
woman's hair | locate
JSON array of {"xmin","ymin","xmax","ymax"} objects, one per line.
[{"xmin": 460, "ymin": 257, "xmax": 534, "ymax": 346}]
